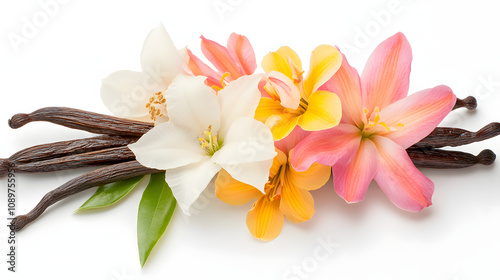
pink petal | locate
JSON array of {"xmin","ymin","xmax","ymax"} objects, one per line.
[
  {"xmin": 361, "ymin": 32, "xmax": 412, "ymax": 112},
  {"xmin": 372, "ymin": 136, "xmax": 433, "ymax": 212},
  {"xmin": 320, "ymin": 51, "xmax": 364, "ymax": 126},
  {"xmin": 333, "ymin": 139, "xmax": 378, "ymax": 203},
  {"xmin": 379, "ymin": 85, "xmax": 456, "ymax": 149},
  {"xmin": 274, "ymin": 126, "xmax": 310, "ymax": 155},
  {"xmin": 290, "ymin": 124, "xmax": 361, "ymax": 172},
  {"xmin": 227, "ymin": 33, "xmax": 257, "ymax": 75},
  {"xmin": 186, "ymin": 49, "xmax": 222, "ymax": 87},
  {"xmin": 265, "ymin": 71, "xmax": 301, "ymax": 109},
  {"xmin": 200, "ymin": 35, "xmax": 242, "ymax": 81}
]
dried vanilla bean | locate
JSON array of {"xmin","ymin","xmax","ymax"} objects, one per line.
[
  {"xmin": 412, "ymin": 122, "xmax": 500, "ymax": 148},
  {"xmin": 1, "ymin": 147, "xmax": 135, "ymax": 177},
  {"xmin": 8, "ymin": 107, "xmax": 153, "ymax": 136},
  {"xmin": 408, "ymin": 148, "xmax": 496, "ymax": 169},
  {"xmin": 453, "ymin": 96, "xmax": 477, "ymax": 110},
  {"xmin": 7, "ymin": 135, "xmax": 138, "ymax": 163},
  {"xmin": 11, "ymin": 161, "xmax": 160, "ymax": 231}
]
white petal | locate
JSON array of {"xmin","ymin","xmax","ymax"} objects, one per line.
[
  {"xmin": 218, "ymin": 160, "xmax": 273, "ymax": 194},
  {"xmin": 166, "ymin": 159, "xmax": 221, "ymax": 215},
  {"xmin": 164, "ymin": 75, "xmax": 221, "ymax": 135},
  {"xmin": 128, "ymin": 122, "xmax": 205, "ymax": 170},
  {"xmin": 217, "ymin": 75, "xmax": 262, "ymax": 136},
  {"xmin": 100, "ymin": 70, "xmax": 151, "ymax": 118},
  {"xmin": 140, "ymin": 24, "xmax": 183, "ymax": 89},
  {"xmin": 212, "ymin": 117, "xmax": 276, "ymax": 164}
]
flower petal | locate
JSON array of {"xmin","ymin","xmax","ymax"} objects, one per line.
[
  {"xmin": 291, "ymin": 124, "xmax": 361, "ymax": 172},
  {"xmin": 215, "ymin": 169, "xmax": 262, "ymax": 205},
  {"xmin": 218, "ymin": 159, "xmax": 274, "ymax": 194},
  {"xmin": 166, "ymin": 159, "xmax": 221, "ymax": 215},
  {"xmin": 246, "ymin": 195, "xmax": 284, "ymax": 241},
  {"xmin": 164, "ymin": 75, "xmax": 221, "ymax": 135},
  {"xmin": 361, "ymin": 32, "xmax": 412, "ymax": 112},
  {"xmin": 270, "ymin": 149, "xmax": 288, "ymax": 178},
  {"xmin": 227, "ymin": 33, "xmax": 257, "ymax": 75},
  {"xmin": 255, "ymin": 97, "xmax": 300, "ymax": 141},
  {"xmin": 280, "ymin": 184, "xmax": 315, "ymax": 223},
  {"xmin": 379, "ymin": 85, "xmax": 457, "ymax": 149},
  {"xmin": 333, "ymin": 138, "xmax": 378, "ymax": 203},
  {"xmin": 101, "ymin": 70, "xmax": 150, "ymax": 118},
  {"xmin": 261, "ymin": 46, "xmax": 302, "ymax": 80},
  {"xmin": 372, "ymin": 136, "xmax": 433, "ymax": 212},
  {"xmin": 274, "ymin": 126, "xmax": 310, "ymax": 155},
  {"xmin": 217, "ymin": 75, "xmax": 262, "ymax": 136},
  {"xmin": 140, "ymin": 24, "xmax": 183, "ymax": 88},
  {"xmin": 185, "ymin": 48, "xmax": 222, "ymax": 87},
  {"xmin": 303, "ymin": 45, "xmax": 342, "ymax": 98},
  {"xmin": 320, "ymin": 51, "xmax": 364, "ymax": 126},
  {"xmin": 287, "ymin": 151, "xmax": 331, "ymax": 191},
  {"xmin": 298, "ymin": 90, "xmax": 342, "ymax": 131},
  {"xmin": 128, "ymin": 122, "xmax": 205, "ymax": 170},
  {"xmin": 265, "ymin": 71, "xmax": 301, "ymax": 109},
  {"xmin": 200, "ymin": 35, "xmax": 242, "ymax": 80}
]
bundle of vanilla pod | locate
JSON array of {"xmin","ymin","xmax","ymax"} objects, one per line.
[{"xmin": 1, "ymin": 95, "xmax": 499, "ymax": 231}]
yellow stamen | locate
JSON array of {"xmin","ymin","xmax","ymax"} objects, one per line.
[
  {"xmin": 211, "ymin": 72, "xmax": 230, "ymax": 91},
  {"xmin": 146, "ymin": 91, "xmax": 167, "ymax": 121},
  {"xmin": 198, "ymin": 125, "xmax": 222, "ymax": 156}
]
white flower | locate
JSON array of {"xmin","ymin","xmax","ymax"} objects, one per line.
[
  {"xmin": 129, "ymin": 74, "xmax": 277, "ymax": 214},
  {"xmin": 100, "ymin": 24, "xmax": 184, "ymax": 122}
]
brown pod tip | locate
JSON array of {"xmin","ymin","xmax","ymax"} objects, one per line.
[
  {"xmin": 11, "ymin": 215, "xmax": 30, "ymax": 232},
  {"xmin": 8, "ymin": 113, "xmax": 31, "ymax": 129},
  {"xmin": 477, "ymin": 149, "xmax": 496, "ymax": 166},
  {"xmin": 453, "ymin": 96, "xmax": 477, "ymax": 110},
  {"xmin": 0, "ymin": 159, "xmax": 9, "ymax": 178}
]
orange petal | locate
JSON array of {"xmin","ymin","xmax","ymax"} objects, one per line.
[
  {"xmin": 186, "ymin": 49, "xmax": 222, "ymax": 87},
  {"xmin": 215, "ymin": 169, "xmax": 263, "ymax": 206},
  {"xmin": 279, "ymin": 183, "xmax": 315, "ymax": 223},
  {"xmin": 227, "ymin": 33, "xmax": 257, "ymax": 75},
  {"xmin": 270, "ymin": 149, "xmax": 288, "ymax": 178},
  {"xmin": 246, "ymin": 195, "xmax": 284, "ymax": 241},
  {"xmin": 287, "ymin": 150, "xmax": 331, "ymax": 191}
]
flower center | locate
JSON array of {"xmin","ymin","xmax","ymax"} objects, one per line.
[
  {"xmin": 265, "ymin": 164, "xmax": 287, "ymax": 201},
  {"xmin": 146, "ymin": 91, "xmax": 167, "ymax": 122},
  {"xmin": 360, "ymin": 107, "xmax": 404, "ymax": 138},
  {"xmin": 198, "ymin": 125, "xmax": 223, "ymax": 156}
]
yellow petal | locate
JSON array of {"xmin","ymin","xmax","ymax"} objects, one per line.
[
  {"xmin": 279, "ymin": 183, "xmax": 315, "ymax": 224},
  {"xmin": 303, "ymin": 45, "xmax": 342, "ymax": 98},
  {"xmin": 261, "ymin": 46, "xmax": 302, "ymax": 80},
  {"xmin": 255, "ymin": 97, "xmax": 300, "ymax": 140},
  {"xmin": 287, "ymin": 150, "xmax": 331, "ymax": 191},
  {"xmin": 298, "ymin": 90, "xmax": 342, "ymax": 131},
  {"xmin": 246, "ymin": 195, "xmax": 284, "ymax": 241},
  {"xmin": 270, "ymin": 149, "xmax": 288, "ymax": 178},
  {"xmin": 215, "ymin": 169, "xmax": 263, "ymax": 205}
]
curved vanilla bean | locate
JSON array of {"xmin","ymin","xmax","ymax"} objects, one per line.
[
  {"xmin": 7, "ymin": 135, "xmax": 139, "ymax": 164},
  {"xmin": 11, "ymin": 161, "xmax": 160, "ymax": 231},
  {"xmin": 408, "ymin": 148, "xmax": 496, "ymax": 169},
  {"xmin": 453, "ymin": 96, "xmax": 477, "ymax": 110},
  {"xmin": 8, "ymin": 107, "xmax": 153, "ymax": 136},
  {"xmin": 2, "ymin": 147, "xmax": 135, "ymax": 177},
  {"xmin": 413, "ymin": 123, "xmax": 500, "ymax": 148},
  {"xmin": 0, "ymin": 159, "xmax": 9, "ymax": 178}
]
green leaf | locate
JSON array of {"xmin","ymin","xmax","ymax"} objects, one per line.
[
  {"xmin": 77, "ymin": 175, "xmax": 146, "ymax": 211},
  {"xmin": 137, "ymin": 172, "xmax": 176, "ymax": 267}
]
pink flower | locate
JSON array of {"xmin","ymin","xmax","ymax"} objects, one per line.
[
  {"xmin": 184, "ymin": 33, "xmax": 257, "ymax": 90},
  {"xmin": 291, "ymin": 33, "xmax": 457, "ymax": 212}
]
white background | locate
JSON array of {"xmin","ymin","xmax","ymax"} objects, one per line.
[{"xmin": 1, "ymin": 0, "xmax": 500, "ymax": 279}]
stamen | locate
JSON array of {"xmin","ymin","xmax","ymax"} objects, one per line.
[
  {"xmin": 146, "ymin": 91, "xmax": 167, "ymax": 121},
  {"xmin": 211, "ymin": 72, "xmax": 230, "ymax": 91},
  {"xmin": 198, "ymin": 125, "xmax": 222, "ymax": 156}
]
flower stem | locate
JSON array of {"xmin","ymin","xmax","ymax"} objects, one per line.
[
  {"xmin": 8, "ymin": 135, "xmax": 139, "ymax": 163},
  {"xmin": 8, "ymin": 107, "xmax": 153, "ymax": 136},
  {"xmin": 11, "ymin": 161, "xmax": 161, "ymax": 231},
  {"xmin": 1, "ymin": 146, "xmax": 135, "ymax": 178},
  {"xmin": 412, "ymin": 122, "xmax": 500, "ymax": 148},
  {"xmin": 408, "ymin": 148, "xmax": 496, "ymax": 168}
]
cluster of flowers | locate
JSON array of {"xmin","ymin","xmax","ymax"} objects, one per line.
[{"xmin": 101, "ymin": 25, "xmax": 457, "ymax": 241}]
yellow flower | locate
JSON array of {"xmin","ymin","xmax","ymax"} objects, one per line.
[
  {"xmin": 255, "ymin": 46, "xmax": 343, "ymax": 140},
  {"xmin": 215, "ymin": 148, "xmax": 331, "ymax": 241}
]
